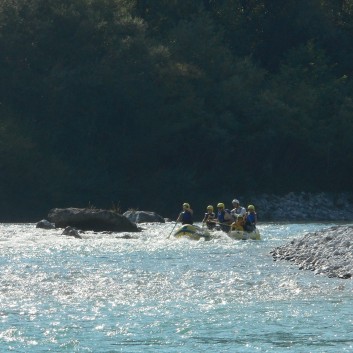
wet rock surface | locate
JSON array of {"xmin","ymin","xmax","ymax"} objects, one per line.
[
  {"xmin": 36, "ymin": 219, "xmax": 55, "ymax": 229},
  {"xmin": 62, "ymin": 226, "xmax": 82, "ymax": 238},
  {"xmin": 271, "ymin": 225, "xmax": 353, "ymax": 279},
  {"xmin": 48, "ymin": 208, "xmax": 139, "ymax": 232},
  {"xmin": 123, "ymin": 210, "xmax": 165, "ymax": 223}
]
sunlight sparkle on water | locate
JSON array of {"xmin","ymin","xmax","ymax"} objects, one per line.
[{"xmin": 0, "ymin": 222, "xmax": 352, "ymax": 352}]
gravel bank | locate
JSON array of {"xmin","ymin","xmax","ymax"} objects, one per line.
[{"xmin": 270, "ymin": 225, "xmax": 353, "ymax": 279}]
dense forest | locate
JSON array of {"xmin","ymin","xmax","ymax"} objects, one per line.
[{"xmin": 1, "ymin": 0, "xmax": 353, "ymax": 221}]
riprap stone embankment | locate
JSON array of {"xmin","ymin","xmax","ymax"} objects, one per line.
[
  {"xmin": 252, "ymin": 192, "xmax": 353, "ymax": 221},
  {"xmin": 270, "ymin": 225, "xmax": 353, "ymax": 279}
]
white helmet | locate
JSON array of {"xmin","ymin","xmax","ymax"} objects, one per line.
[{"xmin": 232, "ymin": 199, "xmax": 239, "ymax": 204}]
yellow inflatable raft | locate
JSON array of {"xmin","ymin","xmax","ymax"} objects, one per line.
[
  {"xmin": 173, "ymin": 224, "xmax": 211, "ymax": 241},
  {"xmin": 227, "ymin": 228, "xmax": 261, "ymax": 240}
]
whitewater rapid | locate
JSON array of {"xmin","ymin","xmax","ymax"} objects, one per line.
[{"xmin": 0, "ymin": 222, "xmax": 352, "ymax": 352}]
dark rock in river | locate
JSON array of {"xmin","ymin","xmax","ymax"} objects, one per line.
[
  {"xmin": 123, "ymin": 210, "xmax": 165, "ymax": 223},
  {"xmin": 270, "ymin": 225, "xmax": 353, "ymax": 279},
  {"xmin": 62, "ymin": 226, "xmax": 82, "ymax": 239},
  {"xmin": 116, "ymin": 234, "xmax": 138, "ymax": 239},
  {"xmin": 36, "ymin": 219, "xmax": 55, "ymax": 229},
  {"xmin": 48, "ymin": 208, "xmax": 139, "ymax": 232}
]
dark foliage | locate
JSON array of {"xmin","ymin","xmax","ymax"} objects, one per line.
[{"xmin": 0, "ymin": 0, "xmax": 352, "ymax": 220}]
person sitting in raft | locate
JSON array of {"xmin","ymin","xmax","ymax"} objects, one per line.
[
  {"xmin": 244, "ymin": 205, "xmax": 257, "ymax": 232},
  {"xmin": 177, "ymin": 203, "xmax": 194, "ymax": 225},
  {"xmin": 216, "ymin": 203, "xmax": 233, "ymax": 232},
  {"xmin": 202, "ymin": 205, "xmax": 216, "ymax": 230},
  {"xmin": 231, "ymin": 214, "xmax": 245, "ymax": 231},
  {"xmin": 230, "ymin": 199, "xmax": 246, "ymax": 219}
]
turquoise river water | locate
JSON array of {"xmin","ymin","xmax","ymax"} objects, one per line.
[{"xmin": 0, "ymin": 222, "xmax": 352, "ymax": 352}]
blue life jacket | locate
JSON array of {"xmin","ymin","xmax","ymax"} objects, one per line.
[
  {"xmin": 245, "ymin": 212, "xmax": 256, "ymax": 225},
  {"xmin": 217, "ymin": 209, "xmax": 231, "ymax": 223},
  {"xmin": 181, "ymin": 210, "xmax": 193, "ymax": 225}
]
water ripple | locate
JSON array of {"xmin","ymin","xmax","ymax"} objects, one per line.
[{"xmin": 0, "ymin": 222, "xmax": 352, "ymax": 352}]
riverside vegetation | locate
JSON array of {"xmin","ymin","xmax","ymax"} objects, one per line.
[{"xmin": 1, "ymin": 1, "xmax": 353, "ymax": 221}]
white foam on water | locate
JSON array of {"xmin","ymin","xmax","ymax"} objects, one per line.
[{"xmin": 0, "ymin": 222, "xmax": 352, "ymax": 352}]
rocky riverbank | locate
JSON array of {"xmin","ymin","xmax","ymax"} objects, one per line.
[
  {"xmin": 270, "ymin": 225, "xmax": 353, "ymax": 279},
  {"xmin": 251, "ymin": 192, "xmax": 353, "ymax": 221}
]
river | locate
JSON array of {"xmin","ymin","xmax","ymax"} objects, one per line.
[{"xmin": 0, "ymin": 222, "xmax": 352, "ymax": 352}]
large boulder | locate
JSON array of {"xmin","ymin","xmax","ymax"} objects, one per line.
[
  {"xmin": 48, "ymin": 208, "xmax": 139, "ymax": 232},
  {"xmin": 123, "ymin": 210, "xmax": 165, "ymax": 223}
]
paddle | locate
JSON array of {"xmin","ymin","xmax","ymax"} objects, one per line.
[{"xmin": 167, "ymin": 218, "xmax": 179, "ymax": 239}]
